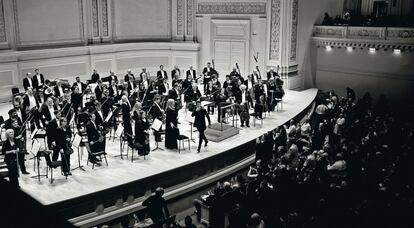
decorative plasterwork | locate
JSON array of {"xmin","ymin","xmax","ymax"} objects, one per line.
[
  {"xmin": 0, "ymin": 0, "xmax": 6, "ymax": 42},
  {"xmin": 102, "ymin": 0, "xmax": 108, "ymax": 37},
  {"xmin": 387, "ymin": 28, "xmax": 414, "ymax": 39},
  {"xmin": 197, "ymin": 2, "xmax": 266, "ymax": 15},
  {"xmin": 312, "ymin": 37, "xmax": 414, "ymax": 51},
  {"xmin": 186, "ymin": 0, "xmax": 193, "ymax": 36},
  {"xmin": 92, "ymin": 0, "xmax": 99, "ymax": 37},
  {"xmin": 289, "ymin": 0, "xmax": 298, "ymax": 62},
  {"xmin": 269, "ymin": 0, "xmax": 281, "ymax": 60},
  {"xmin": 177, "ymin": 0, "xmax": 184, "ymax": 36}
]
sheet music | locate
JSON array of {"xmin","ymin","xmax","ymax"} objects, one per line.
[
  {"xmin": 115, "ymin": 124, "xmax": 124, "ymax": 136},
  {"xmin": 151, "ymin": 118, "xmax": 163, "ymax": 131},
  {"xmin": 73, "ymin": 134, "xmax": 82, "ymax": 148}
]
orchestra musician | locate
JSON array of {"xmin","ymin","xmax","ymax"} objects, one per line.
[
  {"xmin": 91, "ymin": 69, "xmax": 100, "ymax": 84},
  {"xmin": 40, "ymin": 97, "xmax": 59, "ymax": 149},
  {"xmin": 2, "ymin": 129, "xmax": 22, "ymax": 188},
  {"xmin": 192, "ymin": 101, "xmax": 211, "ymax": 153},
  {"xmin": 229, "ymin": 67, "xmax": 241, "ymax": 79},
  {"xmin": 157, "ymin": 65, "xmax": 168, "ymax": 82},
  {"xmin": 121, "ymin": 95, "xmax": 133, "ymax": 141},
  {"xmin": 165, "ymin": 99, "xmax": 178, "ymax": 150},
  {"xmin": 215, "ymin": 88, "xmax": 229, "ymax": 123},
  {"xmin": 124, "ymin": 69, "xmax": 135, "ymax": 82},
  {"xmin": 23, "ymin": 72, "xmax": 34, "ymax": 91},
  {"xmin": 22, "ymin": 88, "xmax": 41, "ymax": 130},
  {"xmin": 182, "ymin": 74, "xmax": 193, "ymax": 91},
  {"xmin": 133, "ymin": 110, "xmax": 150, "ymax": 155},
  {"xmin": 71, "ymin": 86, "xmax": 83, "ymax": 116},
  {"xmin": 186, "ymin": 65, "xmax": 197, "ymax": 80},
  {"xmin": 53, "ymin": 80, "xmax": 65, "ymax": 98},
  {"xmin": 267, "ymin": 66, "xmax": 279, "ymax": 81},
  {"xmin": 238, "ymin": 85, "xmax": 251, "ymax": 127},
  {"xmin": 251, "ymin": 69, "xmax": 260, "ymax": 82},
  {"xmin": 127, "ymin": 75, "xmax": 137, "ymax": 97},
  {"xmin": 146, "ymin": 81, "xmax": 159, "ymax": 101},
  {"xmin": 202, "ymin": 62, "xmax": 214, "ymax": 91},
  {"xmin": 72, "ymin": 76, "xmax": 87, "ymax": 93},
  {"xmin": 184, "ymin": 83, "xmax": 201, "ymax": 111},
  {"xmin": 43, "ymin": 80, "xmax": 53, "ymax": 101},
  {"xmin": 148, "ymin": 95, "xmax": 164, "ymax": 142},
  {"xmin": 140, "ymin": 68, "xmax": 149, "ymax": 88},
  {"xmin": 108, "ymin": 71, "xmax": 119, "ymax": 85},
  {"xmin": 4, "ymin": 109, "xmax": 29, "ymax": 175},
  {"xmin": 95, "ymin": 80, "xmax": 104, "ymax": 101},
  {"xmin": 86, "ymin": 113, "xmax": 104, "ymax": 164},
  {"xmin": 171, "ymin": 65, "xmax": 181, "ymax": 82},
  {"xmin": 158, "ymin": 78, "xmax": 170, "ymax": 96},
  {"xmin": 33, "ymin": 68, "xmax": 45, "ymax": 91},
  {"xmin": 52, "ymin": 117, "xmax": 72, "ymax": 176},
  {"xmin": 254, "ymin": 79, "xmax": 265, "ymax": 104}
]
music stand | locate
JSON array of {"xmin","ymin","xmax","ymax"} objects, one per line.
[
  {"xmin": 184, "ymin": 112, "xmax": 196, "ymax": 143},
  {"xmin": 114, "ymin": 124, "xmax": 125, "ymax": 159},
  {"xmin": 71, "ymin": 133, "xmax": 85, "ymax": 171},
  {"xmin": 30, "ymin": 141, "xmax": 49, "ymax": 181}
]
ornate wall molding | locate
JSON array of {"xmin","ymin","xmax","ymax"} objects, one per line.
[
  {"xmin": 197, "ymin": 2, "xmax": 266, "ymax": 15},
  {"xmin": 289, "ymin": 0, "xmax": 298, "ymax": 62},
  {"xmin": 269, "ymin": 0, "xmax": 281, "ymax": 60},
  {"xmin": 312, "ymin": 37, "xmax": 414, "ymax": 51},
  {"xmin": 92, "ymin": 0, "xmax": 99, "ymax": 37},
  {"xmin": 101, "ymin": 0, "xmax": 108, "ymax": 37},
  {"xmin": 186, "ymin": 0, "xmax": 193, "ymax": 36},
  {"xmin": 177, "ymin": 0, "xmax": 184, "ymax": 36},
  {"xmin": 0, "ymin": 0, "xmax": 6, "ymax": 42}
]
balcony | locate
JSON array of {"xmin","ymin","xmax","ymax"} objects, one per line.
[{"xmin": 312, "ymin": 25, "xmax": 414, "ymax": 50}]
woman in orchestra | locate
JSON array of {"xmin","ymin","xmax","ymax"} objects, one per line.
[
  {"xmin": 267, "ymin": 79, "xmax": 277, "ymax": 111},
  {"xmin": 133, "ymin": 111, "xmax": 151, "ymax": 155},
  {"xmin": 121, "ymin": 95, "xmax": 133, "ymax": 142},
  {"xmin": 52, "ymin": 117, "xmax": 72, "ymax": 176},
  {"xmin": 2, "ymin": 129, "xmax": 21, "ymax": 188},
  {"xmin": 165, "ymin": 99, "xmax": 178, "ymax": 150}
]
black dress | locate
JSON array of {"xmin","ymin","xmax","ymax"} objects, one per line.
[
  {"xmin": 165, "ymin": 109, "xmax": 178, "ymax": 149},
  {"xmin": 133, "ymin": 112, "xmax": 150, "ymax": 155}
]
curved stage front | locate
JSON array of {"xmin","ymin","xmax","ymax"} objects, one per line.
[{"xmin": 17, "ymin": 88, "xmax": 318, "ymax": 223}]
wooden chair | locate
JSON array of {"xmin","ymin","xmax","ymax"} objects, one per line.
[
  {"xmin": 177, "ymin": 133, "xmax": 190, "ymax": 154},
  {"xmin": 44, "ymin": 151, "xmax": 66, "ymax": 184}
]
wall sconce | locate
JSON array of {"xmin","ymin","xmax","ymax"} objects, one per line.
[
  {"xmin": 326, "ymin": 45, "xmax": 332, "ymax": 51},
  {"xmin": 346, "ymin": 46, "xmax": 353, "ymax": 52},
  {"xmin": 393, "ymin": 49, "xmax": 401, "ymax": 55},
  {"xmin": 369, "ymin": 48, "xmax": 376, "ymax": 53}
]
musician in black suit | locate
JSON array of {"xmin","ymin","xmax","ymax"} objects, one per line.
[
  {"xmin": 229, "ymin": 67, "xmax": 241, "ymax": 78},
  {"xmin": 86, "ymin": 113, "xmax": 103, "ymax": 164},
  {"xmin": 148, "ymin": 95, "xmax": 164, "ymax": 142},
  {"xmin": 95, "ymin": 80, "xmax": 104, "ymax": 101},
  {"xmin": 139, "ymin": 68, "xmax": 149, "ymax": 84},
  {"xmin": 124, "ymin": 69, "xmax": 135, "ymax": 82},
  {"xmin": 72, "ymin": 76, "xmax": 87, "ymax": 93},
  {"xmin": 22, "ymin": 89, "xmax": 41, "ymax": 131},
  {"xmin": 184, "ymin": 83, "xmax": 201, "ymax": 104},
  {"xmin": 23, "ymin": 73, "xmax": 34, "ymax": 91},
  {"xmin": 33, "ymin": 68, "xmax": 45, "ymax": 91},
  {"xmin": 52, "ymin": 117, "xmax": 72, "ymax": 175},
  {"xmin": 146, "ymin": 81, "xmax": 159, "ymax": 101},
  {"xmin": 91, "ymin": 69, "xmax": 100, "ymax": 84},
  {"xmin": 186, "ymin": 65, "xmax": 197, "ymax": 80},
  {"xmin": 40, "ymin": 97, "xmax": 58, "ymax": 149},
  {"xmin": 127, "ymin": 76, "xmax": 137, "ymax": 96},
  {"xmin": 53, "ymin": 80, "xmax": 65, "ymax": 98},
  {"xmin": 215, "ymin": 88, "xmax": 229, "ymax": 123},
  {"xmin": 202, "ymin": 62, "xmax": 214, "ymax": 91},
  {"xmin": 171, "ymin": 65, "xmax": 181, "ymax": 81},
  {"xmin": 267, "ymin": 67, "xmax": 279, "ymax": 81},
  {"xmin": 158, "ymin": 78, "xmax": 170, "ymax": 96},
  {"xmin": 107, "ymin": 71, "xmax": 118, "ymax": 85},
  {"xmin": 254, "ymin": 80, "xmax": 265, "ymax": 103},
  {"xmin": 157, "ymin": 65, "xmax": 168, "ymax": 82},
  {"xmin": 167, "ymin": 82, "xmax": 180, "ymax": 101},
  {"xmin": 192, "ymin": 101, "xmax": 211, "ymax": 153}
]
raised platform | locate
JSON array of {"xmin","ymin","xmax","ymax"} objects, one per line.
[
  {"xmin": 0, "ymin": 88, "xmax": 318, "ymax": 221},
  {"xmin": 205, "ymin": 123, "xmax": 239, "ymax": 142}
]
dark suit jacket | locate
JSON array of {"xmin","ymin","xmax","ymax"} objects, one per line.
[
  {"xmin": 23, "ymin": 77, "xmax": 34, "ymax": 91},
  {"xmin": 91, "ymin": 73, "xmax": 100, "ymax": 84},
  {"xmin": 148, "ymin": 103, "xmax": 163, "ymax": 121},
  {"xmin": 185, "ymin": 88, "xmax": 201, "ymax": 103},
  {"xmin": 108, "ymin": 75, "xmax": 118, "ymax": 85},
  {"xmin": 33, "ymin": 74, "xmax": 45, "ymax": 90},
  {"xmin": 186, "ymin": 70, "xmax": 197, "ymax": 79},
  {"xmin": 121, "ymin": 102, "xmax": 131, "ymax": 122},
  {"xmin": 22, "ymin": 94, "xmax": 40, "ymax": 109},
  {"xmin": 86, "ymin": 121, "xmax": 100, "ymax": 145},
  {"xmin": 168, "ymin": 89, "xmax": 179, "ymax": 101},
  {"xmin": 267, "ymin": 71, "xmax": 278, "ymax": 81},
  {"xmin": 156, "ymin": 70, "xmax": 168, "ymax": 80},
  {"xmin": 171, "ymin": 69, "xmax": 181, "ymax": 79},
  {"xmin": 95, "ymin": 86, "xmax": 103, "ymax": 100},
  {"xmin": 192, "ymin": 109, "xmax": 210, "ymax": 130},
  {"xmin": 72, "ymin": 82, "xmax": 87, "ymax": 92},
  {"xmin": 124, "ymin": 74, "xmax": 135, "ymax": 82},
  {"xmin": 53, "ymin": 86, "xmax": 65, "ymax": 97}
]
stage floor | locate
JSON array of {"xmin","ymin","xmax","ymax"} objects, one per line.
[{"xmin": 0, "ymin": 88, "xmax": 317, "ymax": 205}]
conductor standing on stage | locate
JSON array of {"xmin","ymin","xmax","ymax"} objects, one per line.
[{"xmin": 192, "ymin": 101, "xmax": 211, "ymax": 153}]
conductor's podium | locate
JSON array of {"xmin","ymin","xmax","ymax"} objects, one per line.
[{"xmin": 205, "ymin": 123, "xmax": 239, "ymax": 142}]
